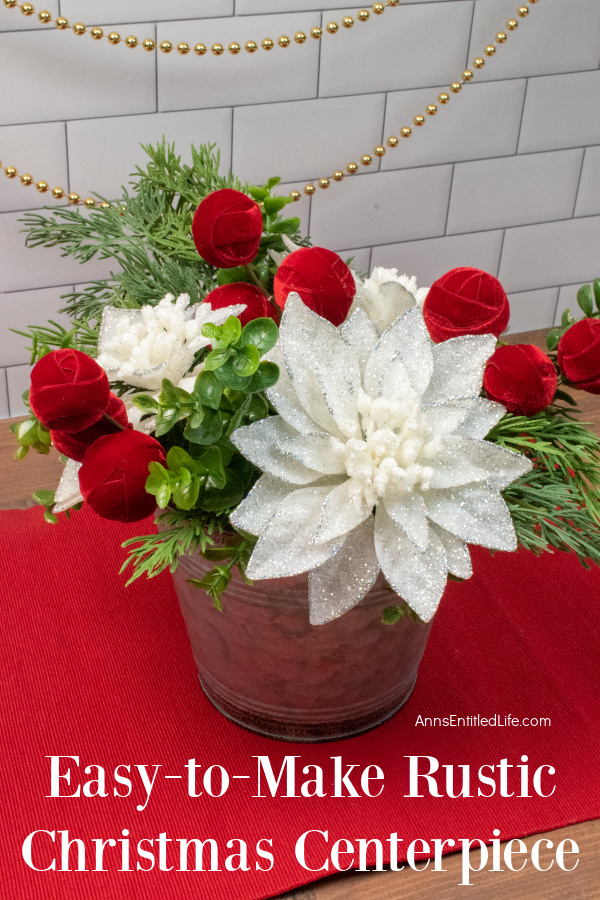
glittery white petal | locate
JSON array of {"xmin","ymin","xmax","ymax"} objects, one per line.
[
  {"xmin": 245, "ymin": 485, "xmax": 345, "ymax": 579},
  {"xmin": 309, "ymin": 517, "xmax": 380, "ymax": 624},
  {"xmin": 278, "ymin": 432, "xmax": 347, "ymax": 476},
  {"xmin": 340, "ymin": 308, "xmax": 379, "ymax": 371},
  {"xmin": 425, "ymin": 484, "xmax": 517, "ymax": 551},
  {"xmin": 374, "ymin": 504, "xmax": 447, "ymax": 623},
  {"xmin": 53, "ymin": 459, "xmax": 83, "ymax": 513},
  {"xmin": 454, "ymin": 398, "xmax": 506, "ymax": 440},
  {"xmin": 429, "ymin": 522, "xmax": 473, "ymax": 580},
  {"xmin": 422, "ymin": 334, "xmax": 497, "ymax": 405},
  {"xmin": 266, "ymin": 344, "xmax": 324, "ymax": 436},
  {"xmin": 423, "ymin": 403, "xmax": 473, "ymax": 436},
  {"xmin": 280, "ymin": 295, "xmax": 362, "ymax": 439},
  {"xmin": 230, "ymin": 417, "xmax": 323, "ymax": 484},
  {"xmin": 314, "ymin": 479, "xmax": 373, "ymax": 544},
  {"xmin": 364, "ymin": 307, "xmax": 433, "ymax": 401},
  {"xmin": 229, "ymin": 474, "xmax": 295, "ymax": 536},
  {"xmin": 429, "ymin": 435, "xmax": 532, "ymax": 490},
  {"xmin": 350, "ymin": 268, "xmax": 425, "ymax": 333},
  {"xmin": 383, "ymin": 490, "xmax": 429, "ymax": 552}
]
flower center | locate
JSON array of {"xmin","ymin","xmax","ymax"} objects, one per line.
[{"xmin": 338, "ymin": 393, "xmax": 441, "ymax": 508}]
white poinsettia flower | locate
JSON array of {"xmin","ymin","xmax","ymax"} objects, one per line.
[
  {"xmin": 350, "ymin": 267, "xmax": 429, "ymax": 333},
  {"xmin": 229, "ymin": 295, "xmax": 532, "ymax": 626},
  {"xmin": 97, "ymin": 293, "xmax": 245, "ymax": 392},
  {"xmin": 53, "ymin": 458, "xmax": 83, "ymax": 513}
]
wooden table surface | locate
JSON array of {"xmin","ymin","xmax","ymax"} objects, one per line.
[{"xmin": 1, "ymin": 329, "xmax": 599, "ymax": 900}]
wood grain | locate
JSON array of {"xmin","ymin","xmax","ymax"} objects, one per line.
[{"xmin": 2, "ymin": 328, "xmax": 599, "ymax": 899}]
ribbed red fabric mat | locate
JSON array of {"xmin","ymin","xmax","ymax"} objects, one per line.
[{"xmin": 1, "ymin": 505, "xmax": 598, "ymax": 900}]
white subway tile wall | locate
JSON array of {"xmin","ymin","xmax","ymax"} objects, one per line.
[{"xmin": 1, "ymin": 0, "xmax": 599, "ymax": 417}]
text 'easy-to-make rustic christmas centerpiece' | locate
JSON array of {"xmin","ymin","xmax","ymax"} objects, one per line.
[{"xmin": 12, "ymin": 143, "xmax": 600, "ymax": 740}]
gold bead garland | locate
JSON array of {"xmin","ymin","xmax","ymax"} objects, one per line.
[
  {"xmin": 2, "ymin": 0, "xmax": 401, "ymax": 58},
  {"xmin": 1, "ymin": 0, "xmax": 538, "ymax": 208}
]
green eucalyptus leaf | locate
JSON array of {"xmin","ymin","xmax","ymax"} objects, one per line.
[
  {"xmin": 166, "ymin": 446, "xmax": 196, "ymax": 473},
  {"xmin": 156, "ymin": 483, "xmax": 172, "ymax": 508},
  {"xmin": 213, "ymin": 363, "xmax": 252, "ymax": 391},
  {"xmin": 216, "ymin": 266, "xmax": 253, "ymax": 286},
  {"xmin": 14, "ymin": 445, "xmax": 29, "ymax": 461},
  {"xmin": 222, "ymin": 315, "xmax": 242, "ymax": 346},
  {"xmin": 184, "ymin": 408, "xmax": 223, "ymax": 445},
  {"xmin": 199, "ymin": 445, "xmax": 227, "ymax": 488},
  {"xmin": 263, "ymin": 196, "xmax": 287, "ymax": 215},
  {"xmin": 172, "ymin": 470, "xmax": 201, "ymax": 511},
  {"xmin": 189, "ymin": 407, "xmax": 205, "ymax": 429},
  {"xmin": 15, "ymin": 418, "xmax": 39, "ymax": 446},
  {"xmin": 577, "ymin": 284, "xmax": 594, "ymax": 317},
  {"xmin": 245, "ymin": 361, "xmax": 280, "ymax": 393},
  {"xmin": 248, "ymin": 186, "xmax": 269, "ymax": 201},
  {"xmin": 232, "ymin": 345, "xmax": 260, "ymax": 377},
  {"xmin": 266, "ymin": 176, "xmax": 281, "ymax": 189},
  {"xmin": 37, "ymin": 425, "xmax": 51, "ymax": 446},
  {"xmin": 33, "ymin": 489, "xmax": 56, "ymax": 506},
  {"xmin": 199, "ymin": 470, "xmax": 245, "ymax": 512},
  {"xmin": 159, "ymin": 378, "xmax": 179, "ymax": 406},
  {"xmin": 546, "ymin": 329, "xmax": 561, "ymax": 352},
  {"xmin": 240, "ymin": 317, "xmax": 279, "ymax": 354},
  {"xmin": 561, "ymin": 309, "xmax": 576, "ymax": 329},
  {"xmin": 44, "ymin": 509, "xmax": 59, "ymax": 525},
  {"xmin": 193, "ymin": 370, "xmax": 223, "ymax": 409},
  {"xmin": 554, "ymin": 388, "xmax": 578, "ymax": 407},
  {"xmin": 382, "ymin": 606, "xmax": 405, "ymax": 625},
  {"xmin": 269, "ymin": 217, "xmax": 301, "ymax": 235},
  {"xmin": 132, "ymin": 394, "xmax": 159, "ymax": 413},
  {"xmin": 204, "ymin": 347, "xmax": 232, "ymax": 371},
  {"xmin": 594, "ymin": 277, "xmax": 600, "ymax": 308},
  {"xmin": 226, "ymin": 394, "xmax": 252, "ymax": 436},
  {"xmin": 154, "ymin": 406, "xmax": 179, "ymax": 436}
]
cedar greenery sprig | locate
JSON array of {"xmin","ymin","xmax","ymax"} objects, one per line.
[{"xmin": 489, "ymin": 406, "xmax": 600, "ymax": 565}]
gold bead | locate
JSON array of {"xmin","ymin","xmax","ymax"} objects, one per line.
[
  {"xmin": 332, "ymin": 170, "xmax": 344, "ymax": 181},
  {"xmin": 326, "ymin": 21, "xmax": 339, "ymax": 34},
  {"xmin": 342, "ymin": 16, "xmax": 354, "ymax": 28},
  {"xmin": 426, "ymin": 104, "xmax": 437, "ymax": 115},
  {"xmin": 194, "ymin": 43, "xmax": 207, "ymax": 55},
  {"xmin": 38, "ymin": 10, "xmax": 52, "ymax": 24},
  {"xmin": 484, "ymin": 44, "xmax": 496, "ymax": 56},
  {"xmin": 228, "ymin": 42, "xmax": 240, "ymax": 54},
  {"xmin": 55, "ymin": 17, "xmax": 69, "ymax": 30},
  {"xmin": 318, "ymin": 178, "xmax": 330, "ymax": 189},
  {"xmin": 462, "ymin": 70, "xmax": 474, "ymax": 81},
  {"xmin": 21, "ymin": 3, "xmax": 34, "ymax": 15},
  {"xmin": 108, "ymin": 32, "xmax": 121, "ymax": 44},
  {"xmin": 358, "ymin": 10, "xmax": 370, "ymax": 21},
  {"xmin": 261, "ymin": 38, "xmax": 274, "ymax": 50},
  {"xmin": 177, "ymin": 41, "xmax": 190, "ymax": 54},
  {"xmin": 52, "ymin": 187, "xmax": 65, "ymax": 199},
  {"xmin": 529, "ymin": 0, "xmax": 539, "ymax": 4},
  {"xmin": 450, "ymin": 82, "xmax": 462, "ymax": 93},
  {"xmin": 496, "ymin": 32, "xmax": 507, "ymax": 43},
  {"xmin": 374, "ymin": 145, "xmax": 385, "ymax": 156},
  {"xmin": 310, "ymin": 27, "xmax": 322, "ymax": 39},
  {"xmin": 387, "ymin": 135, "xmax": 399, "ymax": 147},
  {"xmin": 304, "ymin": 184, "xmax": 316, "ymax": 195},
  {"xmin": 473, "ymin": 57, "xmax": 485, "ymax": 68},
  {"xmin": 211, "ymin": 43, "xmax": 224, "ymax": 55},
  {"xmin": 517, "ymin": 6, "xmax": 529, "ymax": 16},
  {"xmin": 100, "ymin": 201, "xmax": 111, "ymax": 210},
  {"xmin": 294, "ymin": 31, "xmax": 307, "ymax": 43},
  {"xmin": 91, "ymin": 28, "xmax": 104, "ymax": 40},
  {"xmin": 245, "ymin": 40, "xmax": 257, "ymax": 53},
  {"xmin": 507, "ymin": 19, "xmax": 518, "ymax": 30},
  {"xmin": 20, "ymin": 173, "xmax": 33, "ymax": 186},
  {"xmin": 159, "ymin": 40, "xmax": 173, "ymax": 53},
  {"xmin": 3, "ymin": 0, "xmax": 17, "ymax": 8},
  {"xmin": 361, "ymin": 154, "xmax": 372, "ymax": 166},
  {"xmin": 373, "ymin": 3, "xmax": 385, "ymax": 14},
  {"xmin": 84, "ymin": 198, "xmax": 96, "ymax": 208},
  {"xmin": 68, "ymin": 193, "xmax": 80, "ymax": 205},
  {"xmin": 143, "ymin": 39, "xmax": 156, "ymax": 51},
  {"xmin": 400, "ymin": 126, "xmax": 412, "ymax": 138},
  {"xmin": 387, "ymin": 0, "xmax": 400, "ymax": 5},
  {"xmin": 36, "ymin": 180, "xmax": 49, "ymax": 193},
  {"xmin": 346, "ymin": 162, "xmax": 358, "ymax": 174},
  {"xmin": 125, "ymin": 35, "xmax": 138, "ymax": 48},
  {"xmin": 278, "ymin": 35, "xmax": 290, "ymax": 48},
  {"xmin": 289, "ymin": 190, "xmax": 301, "ymax": 202},
  {"xmin": 414, "ymin": 115, "xmax": 425, "ymax": 126},
  {"xmin": 73, "ymin": 22, "xmax": 86, "ymax": 36},
  {"xmin": 438, "ymin": 92, "xmax": 450, "ymax": 104},
  {"xmin": 4, "ymin": 166, "xmax": 17, "ymax": 178}
]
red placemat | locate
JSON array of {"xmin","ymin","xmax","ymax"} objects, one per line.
[{"xmin": 0, "ymin": 505, "xmax": 598, "ymax": 900}]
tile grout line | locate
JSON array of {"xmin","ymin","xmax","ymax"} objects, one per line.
[
  {"xmin": 464, "ymin": 0, "xmax": 476, "ymax": 70},
  {"xmin": 515, "ymin": 76, "xmax": 530, "ymax": 155},
  {"xmin": 570, "ymin": 147, "xmax": 587, "ymax": 219},
  {"xmin": 443, "ymin": 163, "xmax": 455, "ymax": 235},
  {"xmin": 2, "ymin": 367, "xmax": 8, "ymax": 418},
  {"xmin": 495, "ymin": 227, "xmax": 506, "ymax": 280},
  {"xmin": 307, "ymin": 9, "xmax": 324, "ymax": 238}
]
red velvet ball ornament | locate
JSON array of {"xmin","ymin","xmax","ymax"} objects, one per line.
[
  {"xmin": 423, "ymin": 267, "xmax": 510, "ymax": 343},
  {"xmin": 50, "ymin": 393, "xmax": 129, "ymax": 462},
  {"xmin": 29, "ymin": 348, "xmax": 110, "ymax": 433},
  {"xmin": 273, "ymin": 246, "xmax": 356, "ymax": 327},
  {"xmin": 557, "ymin": 318, "xmax": 600, "ymax": 394},
  {"xmin": 79, "ymin": 430, "xmax": 166, "ymax": 523},
  {"xmin": 192, "ymin": 189, "xmax": 263, "ymax": 269},
  {"xmin": 205, "ymin": 283, "xmax": 278, "ymax": 327},
  {"xmin": 483, "ymin": 344, "xmax": 557, "ymax": 416}
]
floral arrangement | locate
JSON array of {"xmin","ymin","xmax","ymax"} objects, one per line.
[{"xmin": 12, "ymin": 142, "xmax": 600, "ymax": 627}]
